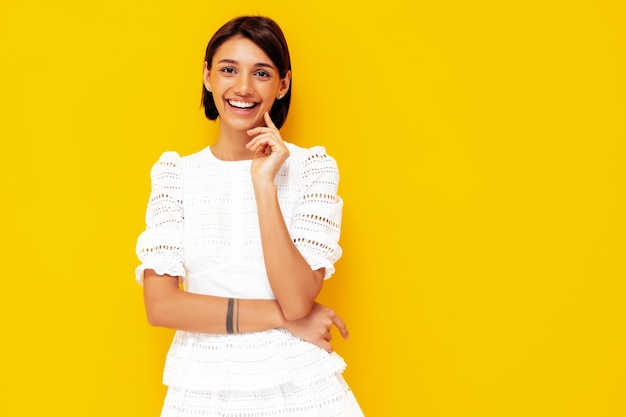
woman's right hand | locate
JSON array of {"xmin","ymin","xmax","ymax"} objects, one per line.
[{"xmin": 283, "ymin": 302, "xmax": 349, "ymax": 353}]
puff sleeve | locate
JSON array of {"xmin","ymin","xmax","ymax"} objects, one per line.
[
  {"xmin": 135, "ymin": 152, "xmax": 185, "ymax": 284},
  {"xmin": 290, "ymin": 147, "xmax": 343, "ymax": 279}
]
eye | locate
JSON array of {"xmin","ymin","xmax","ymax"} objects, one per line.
[
  {"xmin": 219, "ymin": 67, "xmax": 236, "ymax": 75},
  {"xmin": 255, "ymin": 70, "xmax": 271, "ymax": 78}
]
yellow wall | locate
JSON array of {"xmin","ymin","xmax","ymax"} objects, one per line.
[{"xmin": 1, "ymin": 1, "xmax": 625, "ymax": 416}]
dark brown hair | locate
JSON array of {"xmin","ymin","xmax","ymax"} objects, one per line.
[{"xmin": 201, "ymin": 16, "xmax": 292, "ymax": 129}]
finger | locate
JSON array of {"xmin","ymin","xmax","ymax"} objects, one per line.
[
  {"xmin": 245, "ymin": 135, "xmax": 265, "ymax": 151},
  {"xmin": 247, "ymin": 126, "xmax": 270, "ymax": 138},
  {"xmin": 264, "ymin": 111, "xmax": 277, "ymax": 129},
  {"xmin": 246, "ymin": 130, "xmax": 280, "ymax": 148},
  {"xmin": 252, "ymin": 144, "xmax": 270, "ymax": 157},
  {"xmin": 245, "ymin": 138, "xmax": 264, "ymax": 155},
  {"xmin": 245, "ymin": 132, "xmax": 274, "ymax": 152},
  {"xmin": 319, "ymin": 340, "xmax": 333, "ymax": 353},
  {"xmin": 332, "ymin": 314, "xmax": 350, "ymax": 340},
  {"xmin": 247, "ymin": 134, "xmax": 288, "ymax": 159}
]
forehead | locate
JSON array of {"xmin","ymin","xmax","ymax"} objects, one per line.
[{"xmin": 212, "ymin": 35, "xmax": 274, "ymax": 67}]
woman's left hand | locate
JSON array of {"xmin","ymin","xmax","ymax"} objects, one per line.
[
  {"xmin": 283, "ymin": 302, "xmax": 350, "ymax": 353},
  {"xmin": 246, "ymin": 112, "xmax": 290, "ymax": 182}
]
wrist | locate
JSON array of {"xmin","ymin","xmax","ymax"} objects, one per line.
[
  {"xmin": 252, "ymin": 177, "xmax": 276, "ymax": 192},
  {"xmin": 239, "ymin": 299, "xmax": 286, "ymax": 332}
]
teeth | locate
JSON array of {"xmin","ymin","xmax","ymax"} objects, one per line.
[{"xmin": 229, "ymin": 100, "xmax": 255, "ymax": 109}]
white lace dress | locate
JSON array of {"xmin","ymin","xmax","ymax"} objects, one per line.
[{"xmin": 135, "ymin": 143, "xmax": 364, "ymax": 416}]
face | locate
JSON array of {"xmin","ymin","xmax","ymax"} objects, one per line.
[{"xmin": 204, "ymin": 35, "xmax": 291, "ymax": 133}]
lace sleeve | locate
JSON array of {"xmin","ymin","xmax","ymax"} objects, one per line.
[
  {"xmin": 134, "ymin": 152, "xmax": 185, "ymax": 284},
  {"xmin": 290, "ymin": 147, "xmax": 343, "ymax": 279}
]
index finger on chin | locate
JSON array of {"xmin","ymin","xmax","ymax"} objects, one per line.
[{"xmin": 264, "ymin": 111, "xmax": 277, "ymax": 129}]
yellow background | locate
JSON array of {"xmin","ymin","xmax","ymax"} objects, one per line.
[{"xmin": 1, "ymin": 1, "xmax": 625, "ymax": 416}]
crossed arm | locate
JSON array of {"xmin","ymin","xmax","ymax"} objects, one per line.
[{"xmin": 143, "ymin": 270, "xmax": 348, "ymax": 353}]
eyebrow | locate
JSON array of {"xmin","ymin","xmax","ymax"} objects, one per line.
[{"xmin": 216, "ymin": 59, "xmax": 275, "ymax": 69}]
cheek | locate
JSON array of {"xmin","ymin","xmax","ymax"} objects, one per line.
[{"xmin": 261, "ymin": 83, "xmax": 281, "ymax": 99}]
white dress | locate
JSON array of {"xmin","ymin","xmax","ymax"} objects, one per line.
[{"xmin": 135, "ymin": 143, "xmax": 364, "ymax": 416}]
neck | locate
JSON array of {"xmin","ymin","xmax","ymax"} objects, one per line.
[{"xmin": 211, "ymin": 124, "xmax": 254, "ymax": 161}]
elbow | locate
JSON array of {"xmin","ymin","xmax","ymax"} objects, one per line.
[
  {"xmin": 144, "ymin": 300, "xmax": 168, "ymax": 328},
  {"xmin": 142, "ymin": 272, "xmax": 179, "ymax": 328},
  {"xmin": 277, "ymin": 271, "xmax": 324, "ymax": 320},
  {"xmin": 145, "ymin": 309, "xmax": 160, "ymax": 327},
  {"xmin": 144, "ymin": 306, "xmax": 160, "ymax": 327}
]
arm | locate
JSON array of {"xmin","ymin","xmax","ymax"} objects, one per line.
[
  {"xmin": 252, "ymin": 179, "xmax": 324, "ymax": 320},
  {"xmin": 143, "ymin": 269, "xmax": 348, "ymax": 352},
  {"xmin": 142, "ymin": 269, "xmax": 285, "ymax": 334},
  {"xmin": 247, "ymin": 113, "xmax": 325, "ymax": 320}
]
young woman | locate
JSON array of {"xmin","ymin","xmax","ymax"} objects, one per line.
[{"xmin": 135, "ymin": 15, "xmax": 364, "ymax": 416}]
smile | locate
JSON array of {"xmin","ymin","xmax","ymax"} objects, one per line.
[{"xmin": 228, "ymin": 99, "xmax": 257, "ymax": 109}]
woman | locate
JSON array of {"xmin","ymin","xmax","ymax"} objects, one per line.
[{"xmin": 135, "ymin": 15, "xmax": 364, "ymax": 416}]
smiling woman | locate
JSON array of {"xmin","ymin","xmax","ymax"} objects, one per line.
[
  {"xmin": 134, "ymin": 15, "xmax": 364, "ymax": 417},
  {"xmin": 202, "ymin": 35, "xmax": 291, "ymax": 155},
  {"xmin": 201, "ymin": 16, "xmax": 292, "ymax": 128}
]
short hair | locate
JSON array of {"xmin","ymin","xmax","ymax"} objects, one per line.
[{"xmin": 201, "ymin": 16, "xmax": 292, "ymax": 129}]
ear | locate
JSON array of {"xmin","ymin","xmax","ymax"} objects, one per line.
[
  {"xmin": 203, "ymin": 61, "xmax": 212, "ymax": 92},
  {"xmin": 277, "ymin": 70, "xmax": 291, "ymax": 99}
]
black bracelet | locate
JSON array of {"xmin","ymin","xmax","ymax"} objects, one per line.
[
  {"xmin": 226, "ymin": 298, "xmax": 234, "ymax": 334},
  {"xmin": 235, "ymin": 298, "xmax": 240, "ymax": 334}
]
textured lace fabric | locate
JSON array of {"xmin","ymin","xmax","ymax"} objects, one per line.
[
  {"xmin": 135, "ymin": 142, "xmax": 343, "ymax": 291},
  {"xmin": 135, "ymin": 143, "xmax": 363, "ymax": 416},
  {"xmin": 161, "ymin": 371, "xmax": 362, "ymax": 417}
]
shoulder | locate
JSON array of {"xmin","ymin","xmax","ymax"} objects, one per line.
[
  {"xmin": 285, "ymin": 142, "xmax": 338, "ymax": 170},
  {"xmin": 150, "ymin": 151, "xmax": 181, "ymax": 178},
  {"xmin": 179, "ymin": 146, "xmax": 212, "ymax": 165},
  {"xmin": 150, "ymin": 147, "xmax": 212, "ymax": 173},
  {"xmin": 154, "ymin": 150, "xmax": 182, "ymax": 163}
]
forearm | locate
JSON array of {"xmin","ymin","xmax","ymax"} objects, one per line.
[
  {"xmin": 253, "ymin": 180, "xmax": 323, "ymax": 320},
  {"xmin": 143, "ymin": 270, "xmax": 285, "ymax": 333}
]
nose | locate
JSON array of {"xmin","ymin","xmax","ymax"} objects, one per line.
[{"xmin": 234, "ymin": 74, "xmax": 253, "ymax": 96}]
